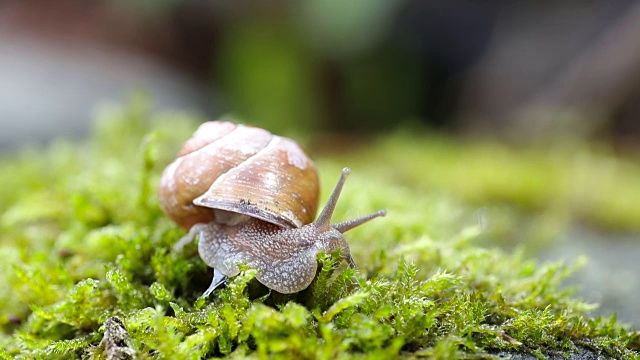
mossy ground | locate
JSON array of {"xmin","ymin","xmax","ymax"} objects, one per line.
[{"xmin": 0, "ymin": 98, "xmax": 638, "ymax": 359}]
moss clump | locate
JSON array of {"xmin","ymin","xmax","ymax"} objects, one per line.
[{"xmin": 0, "ymin": 98, "xmax": 638, "ymax": 359}]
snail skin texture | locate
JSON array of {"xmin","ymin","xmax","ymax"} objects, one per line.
[{"xmin": 159, "ymin": 121, "xmax": 386, "ymax": 295}]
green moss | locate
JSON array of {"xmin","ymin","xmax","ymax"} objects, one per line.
[
  {"xmin": 336, "ymin": 131, "xmax": 640, "ymax": 234},
  {"xmin": 0, "ymin": 97, "xmax": 638, "ymax": 359}
]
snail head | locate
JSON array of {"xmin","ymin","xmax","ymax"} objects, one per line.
[{"xmin": 307, "ymin": 168, "xmax": 386, "ymax": 267}]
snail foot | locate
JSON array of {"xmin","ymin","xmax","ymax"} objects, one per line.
[{"xmin": 202, "ymin": 268, "xmax": 228, "ymax": 297}]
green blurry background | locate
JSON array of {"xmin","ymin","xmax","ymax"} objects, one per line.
[{"xmin": 1, "ymin": 0, "xmax": 639, "ymax": 327}]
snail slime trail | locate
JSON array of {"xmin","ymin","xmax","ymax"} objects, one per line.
[{"xmin": 160, "ymin": 121, "xmax": 386, "ymax": 295}]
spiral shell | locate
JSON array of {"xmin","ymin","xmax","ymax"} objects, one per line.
[{"xmin": 159, "ymin": 121, "xmax": 320, "ymax": 230}]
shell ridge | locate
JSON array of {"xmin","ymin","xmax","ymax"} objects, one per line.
[
  {"xmin": 206, "ymin": 132, "xmax": 280, "ymax": 191},
  {"xmin": 194, "ymin": 134, "xmax": 288, "ymax": 226},
  {"xmin": 176, "ymin": 123, "xmax": 245, "ymax": 160}
]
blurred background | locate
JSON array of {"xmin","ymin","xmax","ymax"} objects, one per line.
[
  {"xmin": 2, "ymin": 0, "xmax": 640, "ymax": 146},
  {"xmin": 1, "ymin": 0, "xmax": 639, "ymax": 326}
]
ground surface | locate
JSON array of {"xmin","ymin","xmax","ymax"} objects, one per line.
[{"xmin": 0, "ymin": 100, "xmax": 638, "ymax": 359}]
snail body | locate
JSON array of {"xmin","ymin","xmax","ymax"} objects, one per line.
[{"xmin": 160, "ymin": 121, "xmax": 385, "ymax": 295}]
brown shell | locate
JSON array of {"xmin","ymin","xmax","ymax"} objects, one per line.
[{"xmin": 159, "ymin": 121, "xmax": 319, "ymax": 230}]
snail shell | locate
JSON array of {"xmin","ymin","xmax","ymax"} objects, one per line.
[{"xmin": 159, "ymin": 121, "xmax": 319, "ymax": 230}]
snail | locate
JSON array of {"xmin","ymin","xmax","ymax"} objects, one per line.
[{"xmin": 159, "ymin": 121, "xmax": 386, "ymax": 295}]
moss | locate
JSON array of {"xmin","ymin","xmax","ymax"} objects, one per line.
[
  {"xmin": 335, "ymin": 130, "xmax": 640, "ymax": 234},
  {"xmin": 0, "ymin": 97, "xmax": 638, "ymax": 359}
]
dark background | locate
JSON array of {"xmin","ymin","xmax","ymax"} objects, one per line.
[{"xmin": 1, "ymin": 0, "xmax": 639, "ymax": 149}]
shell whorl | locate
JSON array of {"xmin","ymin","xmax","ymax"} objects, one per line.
[{"xmin": 159, "ymin": 121, "xmax": 320, "ymax": 230}]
